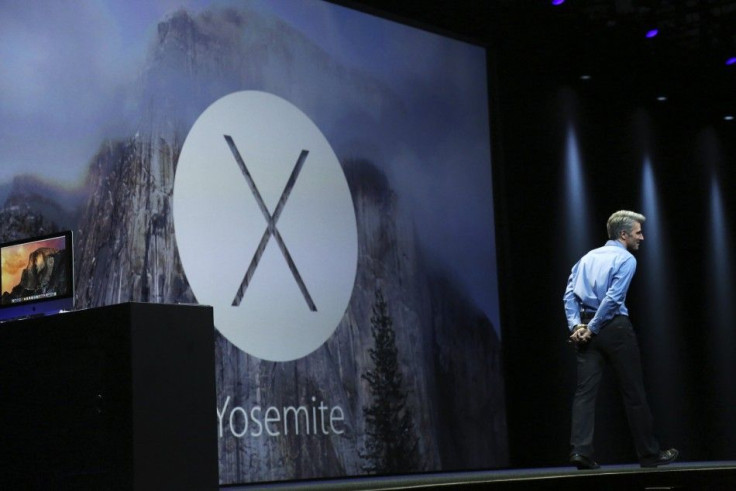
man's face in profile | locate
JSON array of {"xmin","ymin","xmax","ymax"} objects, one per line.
[{"xmin": 623, "ymin": 222, "xmax": 644, "ymax": 251}]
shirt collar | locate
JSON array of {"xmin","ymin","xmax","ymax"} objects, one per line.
[{"xmin": 605, "ymin": 239, "xmax": 626, "ymax": 249}]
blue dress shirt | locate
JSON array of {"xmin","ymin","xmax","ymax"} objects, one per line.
[{"xmin": 563, "ymin": 240, "xmax": 636, "ymax": 334}]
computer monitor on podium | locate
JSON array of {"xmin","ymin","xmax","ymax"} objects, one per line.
[{"xmin": 0, "ymin": 230, "xmax": 74, "ymax": 322}]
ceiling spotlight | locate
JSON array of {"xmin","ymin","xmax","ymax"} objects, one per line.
[
  {"xmin": 551, "ymin": 0, "xmax": 565, "ymax": 5},
  {"xmin": 580, "ymin": 74, "xmax": 591, "ymax": 80},
  {"xmin": 656, "ymin": 96, "xmax": 667, "ymax": 102},
  {"xmin": 725, "ymin": 115, "xmax": 734, "ymax": 121},
  {"xmin": 646, "ymin": 29, "xmax": 659, "ymax": 38},
  {"xmin": 727, "ymin": 57, "xmax": 736, "ymax": 66}
]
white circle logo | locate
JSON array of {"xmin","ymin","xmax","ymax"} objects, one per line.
[{"xmin": 174, "ymin": 91, "xmax": 358, "ymax": 361}]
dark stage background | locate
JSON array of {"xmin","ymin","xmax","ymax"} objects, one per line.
[{"xmin": 350, "ymin": 0, "xmax": 736, "ymax": 469}]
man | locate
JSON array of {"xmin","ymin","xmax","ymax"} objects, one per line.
[{"xmin": 563, "ymin": 210, "xmax": 678, "ymax": 470}]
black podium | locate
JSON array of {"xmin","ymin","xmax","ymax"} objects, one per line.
[{"xmin": 0, "ymin": 302, "xmax": 218, "ymax": 490}]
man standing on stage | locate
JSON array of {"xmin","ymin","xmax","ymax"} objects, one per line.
[{"xmin": 563, "ymin": 210, "xmax": 678, "ymax": 469}]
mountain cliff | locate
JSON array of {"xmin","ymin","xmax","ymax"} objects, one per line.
[
  {"xmin": 74, "ymin": 5, "xmax": 394, "ymax": 311},
  {"xmin": 5, "ymin": 6, "xmax": 506, "ymax": 484},
  {"xmin": 0, "ymin": 203, "xmax": 59, "ymax": 244},
  {"xmin": 0, "ymin": 174, "xmax": 87, "ymax": 242},
  {"xmin": 214, "ymin": 157, "xmax": 506, "ymax": 482}
]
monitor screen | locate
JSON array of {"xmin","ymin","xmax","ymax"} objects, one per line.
[{"xmin": 0, "ymin": 231, "xmax": 74, "ymax": 322}]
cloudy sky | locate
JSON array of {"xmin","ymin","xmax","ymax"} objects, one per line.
[
  {"xmin": 0, "ymin": 0, "xmax": 485, "ymax": 182},
  {"xmin": 0, "ymin": 0, "xmax": 198, "ymax": 186}
]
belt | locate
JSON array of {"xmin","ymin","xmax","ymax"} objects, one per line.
[{"xmin": 580, "ymin": 308, "xmax": 596, "ymax": 323}]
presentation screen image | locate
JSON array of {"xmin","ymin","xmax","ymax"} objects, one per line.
[
  {"xmin": 1, "ymin": 235, "xmax": 68, "ymax": 303},
  {"xmin": 0, "ymin": 232, "xmax": 74, "ymax": 322},
  {"xmin": 0, "ymin": 0, "xmax": 506, "ymax": 484}
]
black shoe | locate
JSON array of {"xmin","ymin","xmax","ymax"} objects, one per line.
[
  {"xmin": 569, "ymin": 453, "xmax": 600, "ymax": 470},
  {"xmin": 640, "ymin": 448, "xmax": 679, "ymax": 468}
]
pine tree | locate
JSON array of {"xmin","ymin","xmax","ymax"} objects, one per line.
[{"xmin": 361, "ymin": 288, "xmax": 418, "ymax": 474}]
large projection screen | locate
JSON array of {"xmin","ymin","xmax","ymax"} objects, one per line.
[{"xmin": 0, "ymin": 0, "xmax": 506, "ymax": 484}]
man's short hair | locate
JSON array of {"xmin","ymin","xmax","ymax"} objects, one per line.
[{"xmin": 607, "ymin": 210, "xmax": 646, "ymax": 240}]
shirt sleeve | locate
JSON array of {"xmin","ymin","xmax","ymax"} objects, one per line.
[
  {"xmin": 587, "ymin": 255, "xmax": 636, "ymax": 334},
  {"xmin": 563, "ymin": 261, "xmax": 581, "ymax": 330}
]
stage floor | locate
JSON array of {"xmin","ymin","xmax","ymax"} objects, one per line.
[{"xmin": 222, "ymin": 461, "xmax": 736, "ymax": 490}]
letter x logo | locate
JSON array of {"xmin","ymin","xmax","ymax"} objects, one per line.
[{"xmin": 224, "ymin": 135, "xmax": 317, "ymax": 312}]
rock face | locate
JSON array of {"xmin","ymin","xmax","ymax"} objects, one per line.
[
  {"xmin": 0, "ymin": 203, "xmax": 59, "ymax": 244},
  {"xmin": 213, "ymin": 158, "xmax": 507, "ymax": 483},
  {"xmin": 0, "ymin": 6, "xmax": 507, "ymax": 485},
  {"xmin": 73, "ymin": 134, "xmax": 188, "ymax": 308},
  {"xmin": 20, "ymin": 248, "xmax": 60, "ymax": 291},
  {"xmin": 3, "ymin": 174, "xmax": 87, "ymax": 229},
  {"xmin": 0, "ymin": 174, "xmax": 82, "ymax": 243},
  {"xmin": 341, "ymin": 159, "xmax": 508, "ymax": 472}
]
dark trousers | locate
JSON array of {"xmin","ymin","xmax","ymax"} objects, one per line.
[{"xmin": 570, "ymin": 315, "xmax": 660, "ymax": 460}]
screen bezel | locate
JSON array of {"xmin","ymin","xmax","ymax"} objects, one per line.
[{"xmin": 0, "ymin": 230, "xmax": 74, "ymax": 322}]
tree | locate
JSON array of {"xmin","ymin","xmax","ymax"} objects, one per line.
[{"xmin": 361, "ymin": 288, "xmax": 418, "ymax": 474}]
